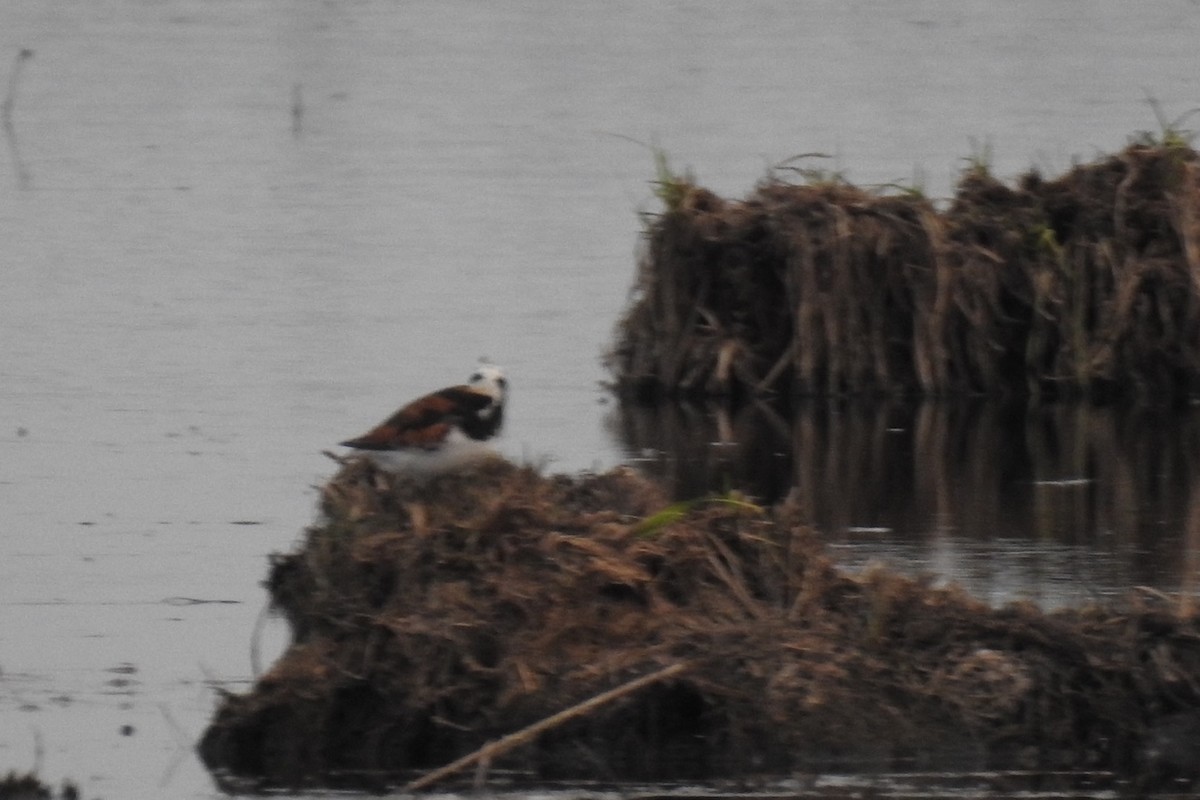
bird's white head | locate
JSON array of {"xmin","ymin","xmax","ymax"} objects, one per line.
[{"xmin": 468, "ymin": 364, "xmax": 507, "ymax": 404}]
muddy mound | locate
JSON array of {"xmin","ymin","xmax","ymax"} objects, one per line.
[
  {"xmin": 200, "ymin": 459, "xmax": 1200, "ymax": 791},
  {"xmin": 0, "ymin": 772, "xmax": 78, "ymax": 800},
  {"xmin": 609, "ymin": 142, "xmax": 1200, "ymax": 401}
]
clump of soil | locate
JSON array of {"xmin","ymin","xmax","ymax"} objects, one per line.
[
  {"xmin": 609, "ymin": 142, "xmax": 1200, "ymax": 401},
  {"xmin": 200, "ymin": 459, "xmax": 1200, "ymax": 791},
  {"xmin": 0, "ymin": 772, "xmax": 79, "ymax": 800}
]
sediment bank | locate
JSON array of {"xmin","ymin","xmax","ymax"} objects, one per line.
[
  {"xmin": 609, "ymin": 141, "xmax": 1200, "ymax": 401},
  {"xmin": 200, "ymin": 459, "xmax": 1200, "ymax": 791}
]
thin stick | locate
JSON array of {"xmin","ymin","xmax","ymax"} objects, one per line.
[
  {"xmin": 290, "ymin": 82, "xmax": 303, "ymax": 138},
  {"xmin": 755, "ymin": 340, "xmax": 796, "ymax": 394},
  {"xmin": 404, "ymin": 661, "xmax": 691, "ymax": 792},
  {"xmin": 249, "ymin": 598, "xmax": 272, "ymax": 679},
  {"xmin": 2, "ymin": 49, "xmax": 33, "ymax": 126}
]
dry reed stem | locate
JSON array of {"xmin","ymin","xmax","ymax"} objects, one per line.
[
  {"xmin": 611, "ymin": 143, "xmax": 1200, "ymax": 402},
  {"xmin": 405, "ymin": 662, "xmax": 691, "ymax": 792}
]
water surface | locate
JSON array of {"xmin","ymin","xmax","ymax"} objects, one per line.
[
  {"xmin": 2, "ymin": 2, "xmax": 1199, "ymax": 797},
  {"xmin": 614, "ymin": 400, "xmax": 1200, "ymax": 608}
]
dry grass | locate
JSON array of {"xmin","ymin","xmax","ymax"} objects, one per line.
[
  {"xmin": 609, "ymin": 143, "xmax": 1200, "ymax": 402},
  {"xmin": 201, "ymin": 459, "xmax": 1200, "ymax": 791}
]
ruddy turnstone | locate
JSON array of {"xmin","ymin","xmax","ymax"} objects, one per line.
[{"xmin": 340, "ymin": 365, "xmax": 507, "ymax": 473}]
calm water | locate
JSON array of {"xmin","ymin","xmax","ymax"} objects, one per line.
[
  {"xmin": 613, "ymin": 400, "xmax": 1200, "ymax": 608},
  {"xmin": 2, "ymin": 2, "xmax": 1199, "ymax": 798}
]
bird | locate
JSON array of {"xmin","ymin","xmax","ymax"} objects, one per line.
[{"xmin": 339, "ymin": 365, "xmax": 508, "ymax": 473}]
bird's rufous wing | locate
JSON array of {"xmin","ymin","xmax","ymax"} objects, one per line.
[{"xmin": 340, "ymin": 385, "xmax": 493, "ymax": 451}]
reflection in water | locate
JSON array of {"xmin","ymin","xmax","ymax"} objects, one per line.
[
  {"xmin": 2, "ymin": 48, "xmax": 34, "ymax": 189},
  {"xmin": 609, "ymin": 400, "xmax": 1200, "ymax": 606}
]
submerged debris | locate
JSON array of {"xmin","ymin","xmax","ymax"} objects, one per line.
[
  {"xmin": 609, "ymin": 142, "xmax": 1200, "ymax": 401},
  {"xmin": 201, "ymin": 459, "xmax": 1200, "ymax": 791},
  {"xmin": 0, "ymin": 772, "xmax": 78, "ymax": 800}
]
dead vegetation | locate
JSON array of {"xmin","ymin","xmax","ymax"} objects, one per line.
[
  {"xmin": 0, "ymin": 771, "xmax": 78, "ymax": 800},
  {"xmin": 608, "ymin": 141, "xmax": 1200, "ymax": 401},
  {"xmin": 200, "ymin": 459, "xmax": 1200, "ymax": 791}
]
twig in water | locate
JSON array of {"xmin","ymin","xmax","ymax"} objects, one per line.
[
  {"xmin": 158, "ymin": 702, "xmax": 192, "ymax": 749},
  {"xmin": 3, "ymin": 49, "xmax": 34, "ymax": 188},
  {"xmin": 158, "ymin": 703, "xmax": 193, "ymax": 788},
  {"xmin": 2, "ymin": 48, "xmax": 34, "ymax": 127},
  {"xmin": 250, "ymin": 598, "xmax": 272, "ymax": 679},
  {"xmin": 291, "ymin": 82, "xmax": 303, "ymax": 138},
  {"xmin": 404, "ymin": 661, "xmax": 691, "ymax": 792}
]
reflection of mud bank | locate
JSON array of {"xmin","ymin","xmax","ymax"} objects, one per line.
[
  {"xmin": 610, "ymin": 142, "xmax": 1200, "ymax": 402},
  {"xmin": 201, "ymin": 460, "xmax": 1200, "ymax": 791},
  {"xmin": 611, "ymin": 400, "xmax": 1200, "ymax": 562}
]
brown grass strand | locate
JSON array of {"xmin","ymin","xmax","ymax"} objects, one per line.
[{"xmin": 609, "ymin": 142, "xmax": 1200, "ymax": 402}]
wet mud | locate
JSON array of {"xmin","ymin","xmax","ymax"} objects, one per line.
[{"xmin": 200, "ymin": 459, "xmax": 1200, "ymax": 792}]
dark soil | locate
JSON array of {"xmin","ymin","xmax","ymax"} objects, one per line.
[
  {"xmin": 0, "ymin": 772, "xmax": 78, "ymax": 800},
  {"xmin": 200, "ymin": 459, "xmax": 1200, "ymax": 792}
]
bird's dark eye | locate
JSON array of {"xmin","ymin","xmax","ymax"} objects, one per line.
[{"xmin": 469, "ymin": 372, "xmax": 482, "ymax": 383}]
